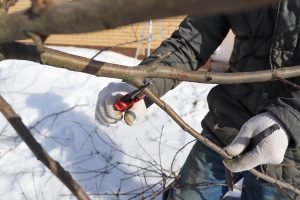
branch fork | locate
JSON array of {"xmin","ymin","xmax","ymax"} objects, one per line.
[{"xmin": 1, "ymin": 42, "xmax": 300, "ymax": 197}]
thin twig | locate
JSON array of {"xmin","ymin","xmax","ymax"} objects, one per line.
[
  {"xmin": 91, "ymin": 38, "xmax": 148, "ymax": 60},
  {"xmin": 32, "ymin": 170, "xmax": 39, "ymax": 200},
  {"xmin": 274, "ymin": 75, "xmax": 300, "ymax": 90},
  {"xmin": 170, "ymin": 139, "xmax": 196, "ymax": 174},
  {"xmin": 158, "ymin": 126, "xmax": 168, "ymax": 190},
  {"xmin": 136, "ymin": 138, "xmax": 162, "ymax": 172},
  {"xmin": 29, "ymin": 105, "xmax": 85, "ymax": 129}
]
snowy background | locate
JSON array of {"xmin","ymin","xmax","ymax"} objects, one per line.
[{"xmin": 0, "ymin": 45, "xmax": 239, "ymax": 199}]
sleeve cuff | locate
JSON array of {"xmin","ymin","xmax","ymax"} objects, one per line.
[{"xmin": 262, "ymin": 104, "xmax": 300, "ymax": 149}]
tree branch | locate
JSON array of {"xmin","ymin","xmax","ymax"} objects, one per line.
[
  {"xmin": 126, "ymin": 79, "xmax": 300, "ymax": 195},
  {"xmin": 1, "ymin": 42, "xmax": 300, "ymax": 84},
  {"xmin": 0, "ymin": 0, "xmax": 275, "ymax": 43},
  {"xmin": 1, "ymin": 42, "xmax": 300, "ymax": 195},
  {"xmin": 0, "ymin": 95, "xmax": 91, "ymax": 200}
]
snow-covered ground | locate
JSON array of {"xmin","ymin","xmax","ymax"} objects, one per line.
[{"xmin": 0, "ymin": 46, "xmax": 239, "ymax": 199}]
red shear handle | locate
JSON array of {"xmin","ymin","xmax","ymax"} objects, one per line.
[{"xmin": 114, "ymin": 94, "xmax": 145, "ymax": 112}]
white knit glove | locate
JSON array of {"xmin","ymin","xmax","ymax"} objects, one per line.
[
  {"xmin": 95, "ymin": 82, "xmax": 146, "ymax": 126},
  {"xmin": 223, "ymin": 112, "xmax": 289, "ymax": 172}
]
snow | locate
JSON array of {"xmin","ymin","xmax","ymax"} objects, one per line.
[{"xmin": 0, "ymin": 46, "xmax": 240, "ymax": 199}]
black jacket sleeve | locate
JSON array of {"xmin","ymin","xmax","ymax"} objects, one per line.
[
  {"xmin": 140, "ymin": 15, "xmax": 230, "ymax": 106},
  {"xmin": 263, "ymin": 78, "xmax": 300, "ymax": 149}
]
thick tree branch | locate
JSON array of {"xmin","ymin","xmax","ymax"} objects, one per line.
[
  {"xmin": 1, "ymin": 42, "xmax": 300, "ymax": 84},
  {"xmin": 0, "ymin": 0, "xmax": 275, "ymax": 43},
  {"xmin": 0, "ymin": 95, "xmax": 90, "ymax": 200}
]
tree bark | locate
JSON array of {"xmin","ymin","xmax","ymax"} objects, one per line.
[
  {"xmin": 0, "ymin": 0, "xmax": 275, "ymax": 43},
  {"xmin": 1, "ymin": 42, "xmax": 300, "ymax": 85}
]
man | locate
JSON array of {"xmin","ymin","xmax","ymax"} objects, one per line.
[{"xmin": 95, "ymin": 0, "xmax": 300, "ymax": 199}]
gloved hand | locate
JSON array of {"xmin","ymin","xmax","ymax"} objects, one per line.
[
  {"xmin": 223, "ymin": 112, "xmax": 289, "ymax": 172},
  {"xmin": 95, "ymin": 82, "xmax": 146, "ymax": 126}
]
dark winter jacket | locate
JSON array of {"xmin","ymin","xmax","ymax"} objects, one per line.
[{"xmin": 142, "ymin": 0, "xmax": 300, "ymax": 184}]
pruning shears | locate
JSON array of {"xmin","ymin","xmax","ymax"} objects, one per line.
[{"xmin": 113, "ymin": 82, "xmax": 151, "ymax": 112}]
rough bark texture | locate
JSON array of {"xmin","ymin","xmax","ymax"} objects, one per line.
[{"xmin": 0, "ymin": 0, "xmax": 275, "ymax": 43}]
